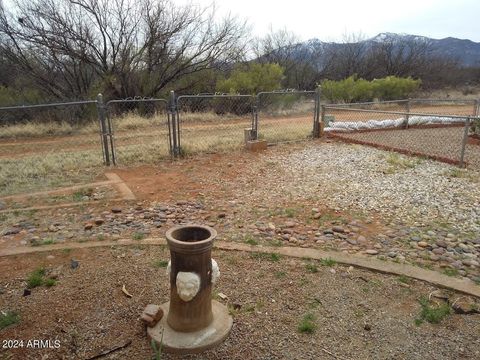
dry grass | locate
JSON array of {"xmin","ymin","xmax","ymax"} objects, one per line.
[
  {"xmin": 0, "ymin": 149, "xmax": 104, "ymax": 196},
  {"xmin": 0, "ymin": 112, "xmax": 317, "ymax": 196},
  {"xmin": 0, "ymin": 121, "xmax": 98, "ymax": 139}
]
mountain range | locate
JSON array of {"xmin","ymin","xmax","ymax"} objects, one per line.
[{"xmin": 297, "ymin": 33, "xmax": 480, "ymax": 67}]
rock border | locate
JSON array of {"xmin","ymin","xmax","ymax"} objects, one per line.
[{"xmin": 1, "ymin": 237, "xmax": 479, "ymax": 298}]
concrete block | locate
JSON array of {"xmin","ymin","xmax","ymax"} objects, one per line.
[{"xmin": 246, "ymin": 140, "xmax": 267, "ymax": 151}]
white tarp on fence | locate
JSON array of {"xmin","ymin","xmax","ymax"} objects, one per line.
[{"xmin": 324, "ymin": 115, "xmax": 466, "ymax": 132}]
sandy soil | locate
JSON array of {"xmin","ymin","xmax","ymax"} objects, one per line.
[{"xmin": 1, "ymin": 246, "xmax": 479, "ymax": 360}]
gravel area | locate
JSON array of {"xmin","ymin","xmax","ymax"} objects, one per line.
[
  {"xmin": 330, "ymin": 127, "xmax": 480, "ymax": 169},
  {"xmin": 266, "ymin": 143, "xmax": 480, "ymax": 233}
]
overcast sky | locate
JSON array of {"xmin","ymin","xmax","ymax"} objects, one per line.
[{"xmin": 183, "ymin": 0, "xmax": 480, "ymax": 42}]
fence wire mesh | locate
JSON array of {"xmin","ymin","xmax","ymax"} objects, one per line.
[
  {"xmin": 257, "ymin": 91, "xmax": 316, "ymax": 143},
  {"xmin": 0, "ymin": 101, "xmax": 103, "ymax": 196},
  {"xmin": 409, "ymin": 99, "xmax": 478, "ymax": 117},
  {"xmin": 106, "ymin": 98, "xmax": 169, "ymax": 165},
  {"xmin": 323, "ymin": 105, "xmax": 480, "ymax": 168},
  {"xmin": 176, "ymin": 95, "xmax": 255, "ymax": 154}
]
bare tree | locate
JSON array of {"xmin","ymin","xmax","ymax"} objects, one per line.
[
  {"xmin": 322, "ymin": 32, "xmax": 370, "ymax": 80},
  {"xmin": 252, "ymin": 28, "xmax": 325, "ymax": 89},
  {"xmin": 0, "ymin": 0, "xmax": 248, "ymax": 99}
]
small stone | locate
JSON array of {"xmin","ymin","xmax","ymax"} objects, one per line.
[
  {"xmin": 418, "ymin": 241, "xmax": 429, "ymax": 248},
  {"xmin": 332, "ymin": 226, "xmax": 345, "ymax": 233},
  {"xmin": 365, "ymin": 250, "xmax": 378, "ymax": 255},
  {"xmin": 432, "ymin": 248, "xmax": 445, "ymax": 255},
  {"xmin": 217, "ymin": 213, "xmax": 226, "ymax": 219},
  {"xmin": 426, "ymin": 230, "xmax": 436, "ymax": 236},
  {"xmin": 451, "ymin": 260, "xmax": 463, "ymax": 269},
  {"xmin": 84, "ymin": 223, "xmax": 94, "ymax": 230},
  {"xmin": 284, "ymin": 221, "xmax": 295, "ymax": 228},
  {"xmin": 71, "ymin": 259, "xmax": 79, "ymax": 269},
  {"xmin": 451, "ymin": 298, "xmax": 479, "ymax": 314},
  {"xmin": 141, "ymin": 313, "xmax": 155, "ymax": 326},
  {"xmin": 364, "ymin": 324, "xmax": 372, "ymax": 331},
  {"xmin": 2, "ymin": 228, "xmax": 21, "ymax": 236},
  {"xmin": 462, "ymin": 259, "xmax": 479, "ymax": 267},
  {"xmin": 142, "ymin": 304, "xmax": 163, "ymax": 328},
  {"xmin": 436, "ymin": 240, "xmax": 448, "ymax": 248},
  {"xmin": 357, "ymin": 235, "xmax": 367, "ymax": 243},
  {"xmin": 346, "ymin": 239, "xmax": 358, "ymax": 245},
  {"xmin": 94, "ymin": 218, "xmax": 104, "ymax": 225},
  {"xmin": 217, "ymin": 292, "xmax": 228, "ymax": 300},
  {"xmin": 313, "ymin": 213, "xmax": 322, "ymax": 219},
  {"xmin": 387, "ymin": 252, "xmax": 397, "ymax": 258}
]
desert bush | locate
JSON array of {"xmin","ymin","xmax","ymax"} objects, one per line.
[{"xmin": 321, "ymin": 76, "xmax": 421, "ymax": 103}]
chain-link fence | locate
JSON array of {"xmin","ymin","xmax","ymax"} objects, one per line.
[
  {"xmin": 0, "ymin": 100, "xmax": 103, "ymax": 195},
  {"xmin": 1, "ymin": 92, "xmax": 479, "ymax": 197},
  {"xmin": 176, "ymin": 94, "xmax": 255, "ymax": 154},
  {"xmin": 329, "ymin": 98, "xmax": 478, "ymax": 117},
  {"xmin": 322, "ymin": 105, "xmax": 479, "ymax": 168},
  {"xmin": 106, "ymin": 98, "xmax": 169, "ymax": 165},
  {"xmin": 256, "ymin": 91, "xmax": 317, "ymax": 143}
]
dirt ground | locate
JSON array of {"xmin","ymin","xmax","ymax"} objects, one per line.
[{"xmin": 1, "ymin": 246, "xmax": 479, "ymax": 360}]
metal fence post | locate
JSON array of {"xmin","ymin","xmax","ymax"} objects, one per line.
[
  {"xmin": 319, "ymin": 104, "xmax": 326, "ymax": 138},
  {"xmin": 252, "ymin": 98, "xmax": 259, "ymax": 140},
  {"xmin": 459, "ymin": 117, "xmax": 470, "ymax": 168},
  {"xmin": 168, "ymin": 90, "xmax": 180, "ymax": 157},
  {"xmin": 313, "ymin": 86, "xmax": 321, "ymax": 138},
  {"xmin": 404, "ymin": 99, "xmax": 410, "ymax": 129},
  {"xmin": 96, "ymin": 93, "xmax": 110, "ymax": 166}
]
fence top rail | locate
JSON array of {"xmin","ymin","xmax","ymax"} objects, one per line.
[
  {"xmin": 323, "ymin": 105, "xmax": 480, "ymax": 121},
  {"xmin": 409, "ymin": 98, "xmax": 477, "ymax": 103},
  {"xmin": 0, "ymin": 100, "xmax": 96, "ymax": 111},
  {"xmin": 177, "ymin": 94, "xmax": 254, "ymax": 101},
  {"xmin": 106, "ymin": 98, "xmax": 167, "ymax": 106},
  {"xmin": 257, "ymin": 90, "xmax": 315, "ymax": 97},
  {"xmin": 326, "ymin": 98, "xmax": 477, "ymax": 107},
  {"xmin": 328, "ymin": 99, "xmax": 408, "ymax": 106}
]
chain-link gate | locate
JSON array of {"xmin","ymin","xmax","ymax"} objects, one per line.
[
  {"xmin": 176, "ymin": 94, "xmax": 255, "ymax": 155},
  {"xmin": 255, "ymin": 90, "xmax": 319, "ymax": 143},
  {"xmin": 105, "ymin": 98, "xmax": 169, "ymax": 165}
]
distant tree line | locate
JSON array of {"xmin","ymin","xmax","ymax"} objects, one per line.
[{"xmin": 0, "ymin": 0, "xmax": 478, "ymax": 106}]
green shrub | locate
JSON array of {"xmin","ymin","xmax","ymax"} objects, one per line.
[
  {"xmin": 0, "ymin": 311, "xmax": 20, "ymax": 330},
  {"xmin": 321, "ymin": 76, "xmax": 420, "ymax": 103},
  {"xmin": 298, "ymin": 313, "xmax": 316, "ymax": 333},
  {"xmin": 416, "ymin": 297, "xmax": 451, "ymax": 324},
  {"xmin": 26, "ymin": 268, "xmax": 46, "ymax": 288}
]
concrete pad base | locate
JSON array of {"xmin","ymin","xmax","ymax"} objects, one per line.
[
  {"xmin": 147, "ymin": 300, "xmax": 233, "ymax": 354},
  {"xmin": 246, "ymin": 140, "xmax": 267, "ymax": 151}
]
